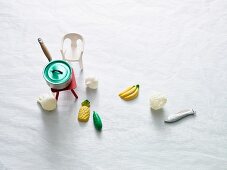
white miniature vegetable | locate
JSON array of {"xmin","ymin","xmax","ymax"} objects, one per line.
[
  {"xmin": 85, "ymin": 77, "xmax": 98, "ymax": 89},
  {"xmin": 165, "ymin": 109, "xmax": 196, "ymax": 123},
  {"xmin": 37, "ymin": 94, "xmax": 57, "ymax": 111},
  {"xmin": 150, "ymin": 93, "xmax": 167, "ymax": 110}
]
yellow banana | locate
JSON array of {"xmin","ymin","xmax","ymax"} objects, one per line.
[
  {"xmin": 119, "ymin": 85, "xmax": 139, "ymax": 100},
  {"xmin": 124, "ymin": 87, "xmax": 139, "ymax": 101},
  {"xmin": 118, "ymin": 86, "xmax": 134, "ymax": 96},
  {"xmin": 120, "ymin": 86, "xmax": 137, "ymax": 98}
]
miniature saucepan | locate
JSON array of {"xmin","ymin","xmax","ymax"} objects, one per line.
[{"xmin": 38, "ymin": 38, "xmax": 73, "ymax": 90}]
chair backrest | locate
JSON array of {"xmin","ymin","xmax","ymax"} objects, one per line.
[{"xmin": 61, "ymin": 33, "xmax": 84, "ymax": 61}]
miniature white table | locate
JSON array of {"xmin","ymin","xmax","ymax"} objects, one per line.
[{"xmin": 0, "ymin": 0, "xmax": 227, "ymax": 169}]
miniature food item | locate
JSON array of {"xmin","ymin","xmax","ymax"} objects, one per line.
[
  {"xmin": 78, "ymin": 100, "xmax": 90, "ymax": 122},
  {"xmin": 150, "ymin": 93, "xmax": 167, "ymax": 110},
  {"xmin": 37, "ymin": 94, "xmax": 57, "ymax": 111},
  {"xmin": 119, "ymin": 85, "xmax": 139, "ymax": 101},
  {"xmin": 85, "ymin": 77, "xmax": 98, "ymax": 89},
  {"xmin": 93, "ymin": 111, "xmax": 102, "ymax": 131},
  {"xmin": 165, "ymin": 109, "xmax": 196, "ymax": 123}
]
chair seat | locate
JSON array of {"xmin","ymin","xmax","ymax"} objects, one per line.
[{"xmin": 60, "ymin": 33, "xmax": 84, "ymax": 70}]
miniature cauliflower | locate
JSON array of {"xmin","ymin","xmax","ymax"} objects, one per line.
[{"xmin": 150, "ymin": 93, "xmax": 167, "ymax": 110}]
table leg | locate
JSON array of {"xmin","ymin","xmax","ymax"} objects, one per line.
[
  {"xmin": 71, "ymin": 89, "xmax": 78, "ymax": 99},
  {"xmin": 56, "ymin": 92, "xmax": 59, "ymax": 100}
]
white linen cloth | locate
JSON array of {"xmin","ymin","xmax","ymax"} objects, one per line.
[{"xmin": 0, "ymin": 0, "xmax": 227, "ymax": 169}]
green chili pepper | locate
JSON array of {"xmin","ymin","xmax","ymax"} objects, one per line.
[{"xmin": 93, "ymin": 111, "xmax": 102, "ymax": 131}]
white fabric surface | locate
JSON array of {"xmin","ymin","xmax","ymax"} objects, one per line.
[{"xmin": 0, "ymin": 0, "xmax": 227, "ymax": 169}]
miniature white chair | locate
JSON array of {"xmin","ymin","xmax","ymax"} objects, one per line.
[{"xmin": 60, "ymin": 33, "xmax": 84, "ymax": 70}]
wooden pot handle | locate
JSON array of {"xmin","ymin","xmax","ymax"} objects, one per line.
[{"xmin": 38, "ymin": 38, "xmax": 52, "ymax": 62}]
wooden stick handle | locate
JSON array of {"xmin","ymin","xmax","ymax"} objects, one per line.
[{"xmin": 38, "ymin": 38, "xmax": 52, "ymax": 62}]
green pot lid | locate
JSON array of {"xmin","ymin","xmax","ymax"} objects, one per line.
[{"xmin": 43, "ymin": 60, "xmax": 72, "ymax": 85}]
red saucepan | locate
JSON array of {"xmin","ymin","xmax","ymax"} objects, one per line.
[{"xmin": 38, "ymin": 38, "xmax": 73, "ymax": 90}]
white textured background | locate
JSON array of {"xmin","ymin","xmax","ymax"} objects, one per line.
[{"xmin": 0, "ymin": 0, "xmax": 227, "ymax": 169}]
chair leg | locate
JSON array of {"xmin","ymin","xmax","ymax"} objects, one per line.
[
  {"xmin": 56, "ymin": 92, "xmax": 59, "ymax": 100},
  {"xmin": 71, "ymin": 89, "xmax": 78, "ymax": 99},
  {"xmin": 79, "ymin": 57, "xmax": 83, "ymax": 70}
]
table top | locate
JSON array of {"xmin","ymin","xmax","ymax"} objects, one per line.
[{"xmin": 0, "ymin": 0, "xmax": 227, "ymax": 169}]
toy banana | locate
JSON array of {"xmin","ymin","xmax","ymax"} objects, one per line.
[
  {"xmin": 93, "ymin": 111, "xmax": 102, "ymax": 131},
  {"xmin": 78, "ymin": 100, "xmax": 90, "ymax": 122},
  {"xmin": 119, "ymin": 85, "xmax": 139, "ymax": 101}
]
